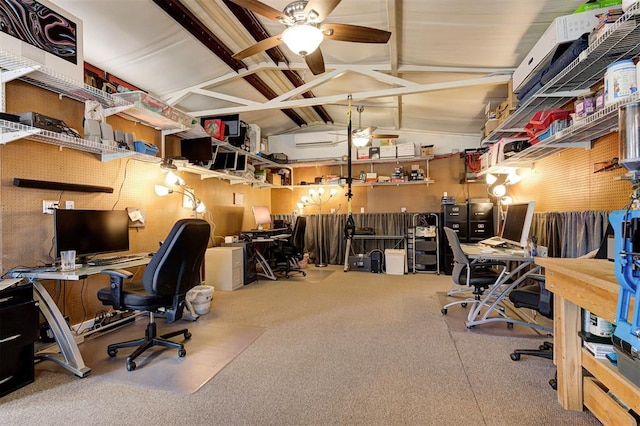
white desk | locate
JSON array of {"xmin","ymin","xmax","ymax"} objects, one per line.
[
  {"xmin": 8, "ymin": 255, "xmax": 151, "ymax": 377},
  {"xmin": 459, "ymin": 244, "xmax": 549, "ymax": 331}
]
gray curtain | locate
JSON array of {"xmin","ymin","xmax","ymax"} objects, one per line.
[
  {"xmin": 530, "ymin": 211, "xmax": 609, "ymax": 258},
  {"xmin": 274, "ymin": 213, "xmax": 415, "ymax": 265}
]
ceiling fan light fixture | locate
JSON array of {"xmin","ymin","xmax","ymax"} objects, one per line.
[
  {"xmin": 281, "ymin": 24, "xmax": 323, "ymax": 56},
  {"xmin": 352, "ymin": 136, "xmax": 370, "ymax": 148}
]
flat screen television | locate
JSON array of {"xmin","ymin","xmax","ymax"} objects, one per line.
[
  {"xmin": 252, "ymin": 205, "xmax": 272, "ymax": 230},
  {"xmin": 500, "ymin": 201, "xmax": 535, "ymax": 248},
  {"xmin": 180, "ymin": 136, "xmax": 217, "ymax": 166},
  {"xmin": 212, "ymin": 151, "xmax": 238, "ymax": 170},
  {"xmin": 54, "ymin": 209, "xmax": 130, "ymax": 263}
]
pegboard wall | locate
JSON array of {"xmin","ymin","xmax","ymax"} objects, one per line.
[{"xmin": 513, "ymin": 132, "xmax": 631, "ymax": 212}]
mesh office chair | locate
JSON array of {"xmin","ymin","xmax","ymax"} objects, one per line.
[
  {"xmin": 270, "ymin": 216, "xmax": 307, "ymax": 278},
  {"xmin": 97, "ymin": 218, "xmax": 210, "ymax": 371},
  {"xmin": 441, "ymin": 227, "xmax": 507, "ymax": 315},
  {"xmin": 508, "ymin": 273, "xmax": 556, "ymax": 389}
]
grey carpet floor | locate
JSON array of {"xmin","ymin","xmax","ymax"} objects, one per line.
[{"xmin": 0, "ymin": 267, "xmax": 599, "ymax": 425}]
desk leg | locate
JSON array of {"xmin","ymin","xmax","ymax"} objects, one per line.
[
  {"xmin": 255, "ymin": 250, "xmax": 276, "ymax": 281},
  {"xmin": 554, "ymin": 293, "xmax": 583, "ymax": 410},
  {"xmin": 32, "ymin": 280, "xmax": 91, "ymax": 378}
]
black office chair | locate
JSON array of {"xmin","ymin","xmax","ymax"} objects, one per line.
[
  {"xmin": 508, "ymin": 273, "xmax": 557, "ymax": 389},
  {"xmin": 441, "ymin": 227, "xmax": 507, "ymax": 315},
  {"xmin": 270, "ymin": 216, "xmax": 307, "ymax": 278},
  {"xmin": 97, "ymin": 218, "xmax": 210, "ymax": 371}
]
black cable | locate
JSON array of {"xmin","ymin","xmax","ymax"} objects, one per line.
[{"xmin": 111, "ymin": 158, "xmax": 132, "ymax": 210}]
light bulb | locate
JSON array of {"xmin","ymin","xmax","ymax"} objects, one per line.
[
  {"xmin": 501, "ymin": 196, "xmax": 513, "ymax": 205},
  {"xmin": 297, "ymin": 203, "xmax": 304, "ymax": 210},
  {"xmin": 352, "ymin": 136, "xmax": 369, "ymax": 147},
  {"xmin": 329, "ymin": 188, "xmax": 338, "ymax": 197},
  {"xmin": 154, "ymin": 185, "xmax": 171, "ymax": 196},
  {"xmin": 301, "ymin": 195, "xmax": 309, "ymax": 203},
  {"xmin": 486, "ymin": 173, "xmax": 497, "ymax": 185},
  {"xmin": 308, "ymin": 188, "xmax": 316, "ymax": 197},
  {"xmin": 318, "ymin": 187, "xmax": 325, "ymax": 195},
  {"xmin": 492, "ymin": 184, "xmax": 507, "ymax": 197},
  {"xmin": 195, "ymin": 201, "xmax": 206, "ymax": 214},
  {"xmin": 507, "ymin": 171, "xmax": 522, "ymax": 185}
]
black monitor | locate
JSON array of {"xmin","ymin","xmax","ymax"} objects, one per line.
[
  {"xmin": 500, "ymin": 201, "xmax": 535, "ymax": 248},
  {"xmin": 212, "ymin": 151, "xmax": 238, "ymax": 170},
  {"xmin": 180, "ymin": 136, "xmax": 217, "ymax": 166},
  {"xmin": 228, "ymin": 123, "xmax": 247, "ymax": 147},
  {"xmin": 54, "ymin": 209, "xmax": 130, "ymax": 263},
  {"xmin": 235, "ymin": 154, "xmax": 248, "ymax": 172}
]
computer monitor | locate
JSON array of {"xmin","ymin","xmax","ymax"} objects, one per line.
[
  {"xmin": 252, "ymin": 205, "xmax": 272, "ymax": 230},
  {"xmin": 500, "ymin": 201, "xmax": 535, "ymax": 248},
  {"xmin": 180, "ymin": 136, "xmax": 216, "ymax": 166},
  {"xmin": 235, "ymin": 154, "xmax": 248, "ymax": 172},
  {"xmin": 54, "ymin": 209, "xmax": 130, "ymax": 263},
  {"xmin": 212, "ymin": 151, "xmax": 238, "ymax": 170}
]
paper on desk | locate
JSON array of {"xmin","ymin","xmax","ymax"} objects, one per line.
[{"xmin": 0, "ymin": 278, "xmax": 23, "ymax": 292}]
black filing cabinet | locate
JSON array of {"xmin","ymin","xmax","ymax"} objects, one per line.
[
  {"xmin": 0, "ymin": 282, "xmax": 39, "ymax": 397},
  {"xmin": 441, "ymin": 204, "xmax": 468, "ymax": 275},
  {"xmin": 440, "ymin": 203, "xmax": 495, "ymax": 275}
]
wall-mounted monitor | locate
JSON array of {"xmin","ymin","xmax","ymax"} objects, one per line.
[
  {"xmin": 500, "ymin": 201, "xmax": 535, "ymax": 248},
  {"xmin": 180, "ymin": 136, "xmax": 217, "ymax": 167},
  {"xmin": 54, "ymin": 209, "xmax": 129, "ymax": 263},
  {"xmin": 211, "ymin": 151, "xmax": 238, "ymax": 171},
  {"xmin": 201, "ymin": 114, "xmax": 240, "ymax": 138},
  {"xmin": 0, "ymin": 0, "xmax": 84, "ymax": 82}
]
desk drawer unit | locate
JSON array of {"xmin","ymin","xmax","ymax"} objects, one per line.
[
  {"xmin": 205, "ymin": 247, "xmax": 243, "ymax": 291},
  {"xmin": 0, "ymin": 282, "xmax": 39, "ymax": 397}
]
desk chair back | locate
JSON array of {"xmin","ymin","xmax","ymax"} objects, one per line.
[
  {"xmin": 290, "ymin": 216, "xmax": 306, "ymax": 254},
  {"xmin": 143, "ymin": 218, "xmax": 210, "ymax": 299},
  {"xmin": 443, "ymin": 227, "xmax": 470, "ymax": 285}
]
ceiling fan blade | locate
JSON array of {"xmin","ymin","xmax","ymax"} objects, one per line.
[
  {"xmin": 371, "ymin": 134, "xmax": 399, "ymax": 139},
  {"xmin": 305, "ymin": 48, "xmax": 325, "ymax": 75},
  {"xmin": 232, "ymin": 35, "xmax": 283, "ymax": 60},
  {"xmin": 321, "ymin": 23, "xmax": 391, "ymax": 43},
  {"xmin": 227, "ymin": 0, "xmax": 287, "ymax": 22},
  {"xmin": 304, "ymin": 0, "xmax": 341, "ymax": 22}
]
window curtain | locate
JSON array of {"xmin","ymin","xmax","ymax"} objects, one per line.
[{"xmin": 529, "ymin": 211, "xmax": 609, "ymax": 258}]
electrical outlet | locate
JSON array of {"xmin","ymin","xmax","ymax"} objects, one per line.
[
  {"xmin": 65, "ymin": 200, "xmax": 74, "ymax": 209},
  {"xmin": 42, "ymin": 200, "xmax": 58, "ymax": 214}
]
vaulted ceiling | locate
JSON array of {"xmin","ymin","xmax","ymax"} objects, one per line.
[{"xmin": 54, "ymin": 0, "xmax": 587, "ymax": 139}]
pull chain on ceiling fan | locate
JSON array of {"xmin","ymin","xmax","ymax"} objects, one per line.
[{"xmin": 229, "ymin": 0, "xmax": 392, "ymax": 75}]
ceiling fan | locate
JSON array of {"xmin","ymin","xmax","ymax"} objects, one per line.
[
  {"xmin": 229, "ymin": 0, "xmax": 392, "ymax": 75},
  {"xmin": 351, "ymin": 105, "xmax": 399, "ymax": 147}
]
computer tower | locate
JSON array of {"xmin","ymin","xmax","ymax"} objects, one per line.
[
  {"xmin": 370, "ymin": 249, "xmax": 383, "ymax": 273},
  {"xmin": 222, "ymin": 241, "xmax": 257, "ymax": 285}
]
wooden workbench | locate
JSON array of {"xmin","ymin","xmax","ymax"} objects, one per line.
[{"xmin": 535, "ymin": 257, "xmax": 640, "ymax": 425}]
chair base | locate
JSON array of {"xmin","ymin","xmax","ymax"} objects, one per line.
[
  {"xmin": 107, "ymin": 321, "xmax": 191, "ymax": 371},
  {"xmin": 509, "ymin": 340, "xmax": 553, "ymax": 361}
]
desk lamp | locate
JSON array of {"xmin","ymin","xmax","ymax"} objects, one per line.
[{"xmin": 154, "ymin": 184, "xmax": 206, "ymax": 215}]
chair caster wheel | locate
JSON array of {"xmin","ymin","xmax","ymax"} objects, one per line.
[
  {"xmin": 108, "ymin": 348, "xmax": 117, "ymax": 357},
  {"xmin": 441, "ymin": 308, "xmax": 448, "ymax": 315},
  {"xmin": 510, "ymin": 353, "xmax": 521, "ymax": 361},
  {"xmin": 461, "ymin": 302, "xmax": 468, "ymax": 308},
  {"xmin": 549, "ymin": 378, "xmax": 557, "ymax": 390},
  {"xmin": 178, "ymin": 349, "xmax": 186, "ymax": 357},
  {"xmin": 507, "ymin": 322, "xmax": 514, "ymax": 329},
  {"xmin": 126, "ymin": 361, "xmax": 136, "ymax": 371},
  {"xmin": 184, "ymin": 331, "xmax": 192, "ymax": 339},
  {"xmin": 539, "ymin": 344, "xmax": 547, "ymax": 350},
  {"xmin": 302, "ymin": 272, "xmax": 306, "ymax": 277}
]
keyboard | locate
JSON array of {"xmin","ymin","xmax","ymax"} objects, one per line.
[
  {"xmin": 479, "ymin": 236, "xmax": 507, "ymax": 247},
  {"xmin": 86, "ymin": 255, "xmax": 145, "ymax": 266}
]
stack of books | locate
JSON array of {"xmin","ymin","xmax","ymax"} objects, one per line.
[{"xmin": 590, "ymin": 8, "xmax": 624, "ymax": 42}]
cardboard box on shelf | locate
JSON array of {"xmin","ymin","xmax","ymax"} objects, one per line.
[
  {"xmin": 420, "ymin": 145, "xmax": 434, "ymax": 157},
  {"xmin": 266, "ymin": 173, "xmax": 282, "ymax": 185},
  {"xmin": 483, "ymin": 119, "xmax": 499, "ymax": 137},
  {"xmin": 380, "ymin": 145, "xmax": 396, "ymax": 158},
  {"xmin": 379, "ymin": 138, "xmax": 396, "ymax": 146},
  {"xmin": 357, "ymin": 148, "xmax": 370, "ymax": 160},
  {"xmin": 396, "ymin": 143, "xmax": 415, "ymax": 157}
]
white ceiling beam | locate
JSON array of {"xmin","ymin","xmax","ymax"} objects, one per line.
[
  {"xmin": 190, "ymin": 74, "xmax": 511, "ymax": 117},
  {"xmin": 190, "ymin": 88, "xmax": 262, "ymax": 107},
  {"xmin": 267, "ymin": 69, "xmax": 346, "ymax": 103}
]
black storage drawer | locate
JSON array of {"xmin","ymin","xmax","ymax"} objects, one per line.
[
  {"xmin": 0, "ymin": 283, "xmax": 38, "ymax": 398},
  {"xmin": 443, "ymin": 204, "xmax": 467, "ymax": 222},
  {"xmin": 0, "ymin": 344, "xmax": 35, "ymax": 397},
  {"xmin": 469, "ymin": 203, "xmax": 494, "ymax": 220},
  {"xmin": 469, "ymin": 222, "xmax": 493, "ymax": 240}
]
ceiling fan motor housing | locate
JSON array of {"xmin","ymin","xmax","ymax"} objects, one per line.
[{"xmin": 283, "ymin": 1, "xmax": 318, "ymax": 24}]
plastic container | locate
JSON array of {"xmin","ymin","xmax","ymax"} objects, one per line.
[
  {"xmin": 186, "ymin": 285, "xmax": 214, "ymax": 315},
  {"xmin": 618, "ymin": 101, "xmax": 640, "ymax": 171},
  {"xmin": 605, "ymin": 60, "xmax": 637, "ymax": 105},
  {"xmin": 133, "ymin": 141, "xmax": 159, "ymax": 156}
]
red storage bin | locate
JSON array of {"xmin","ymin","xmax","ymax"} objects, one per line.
[{"xmin": 524, "ymin": 109, "xmax": 573, "ymax": 144}]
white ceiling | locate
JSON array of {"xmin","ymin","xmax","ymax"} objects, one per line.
[{"xmin": 53, "ymin": 0, "xmax": 587, "ymax": 139}]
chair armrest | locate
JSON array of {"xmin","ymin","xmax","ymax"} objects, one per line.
[{"xmin": 100, "ymin": 269, "xmax": 134, "ymax": 310}]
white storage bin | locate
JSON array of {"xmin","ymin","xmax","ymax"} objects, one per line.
[{"xmin": 385, "ymin": 249, "xmax": 406, "ymax": 275}]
